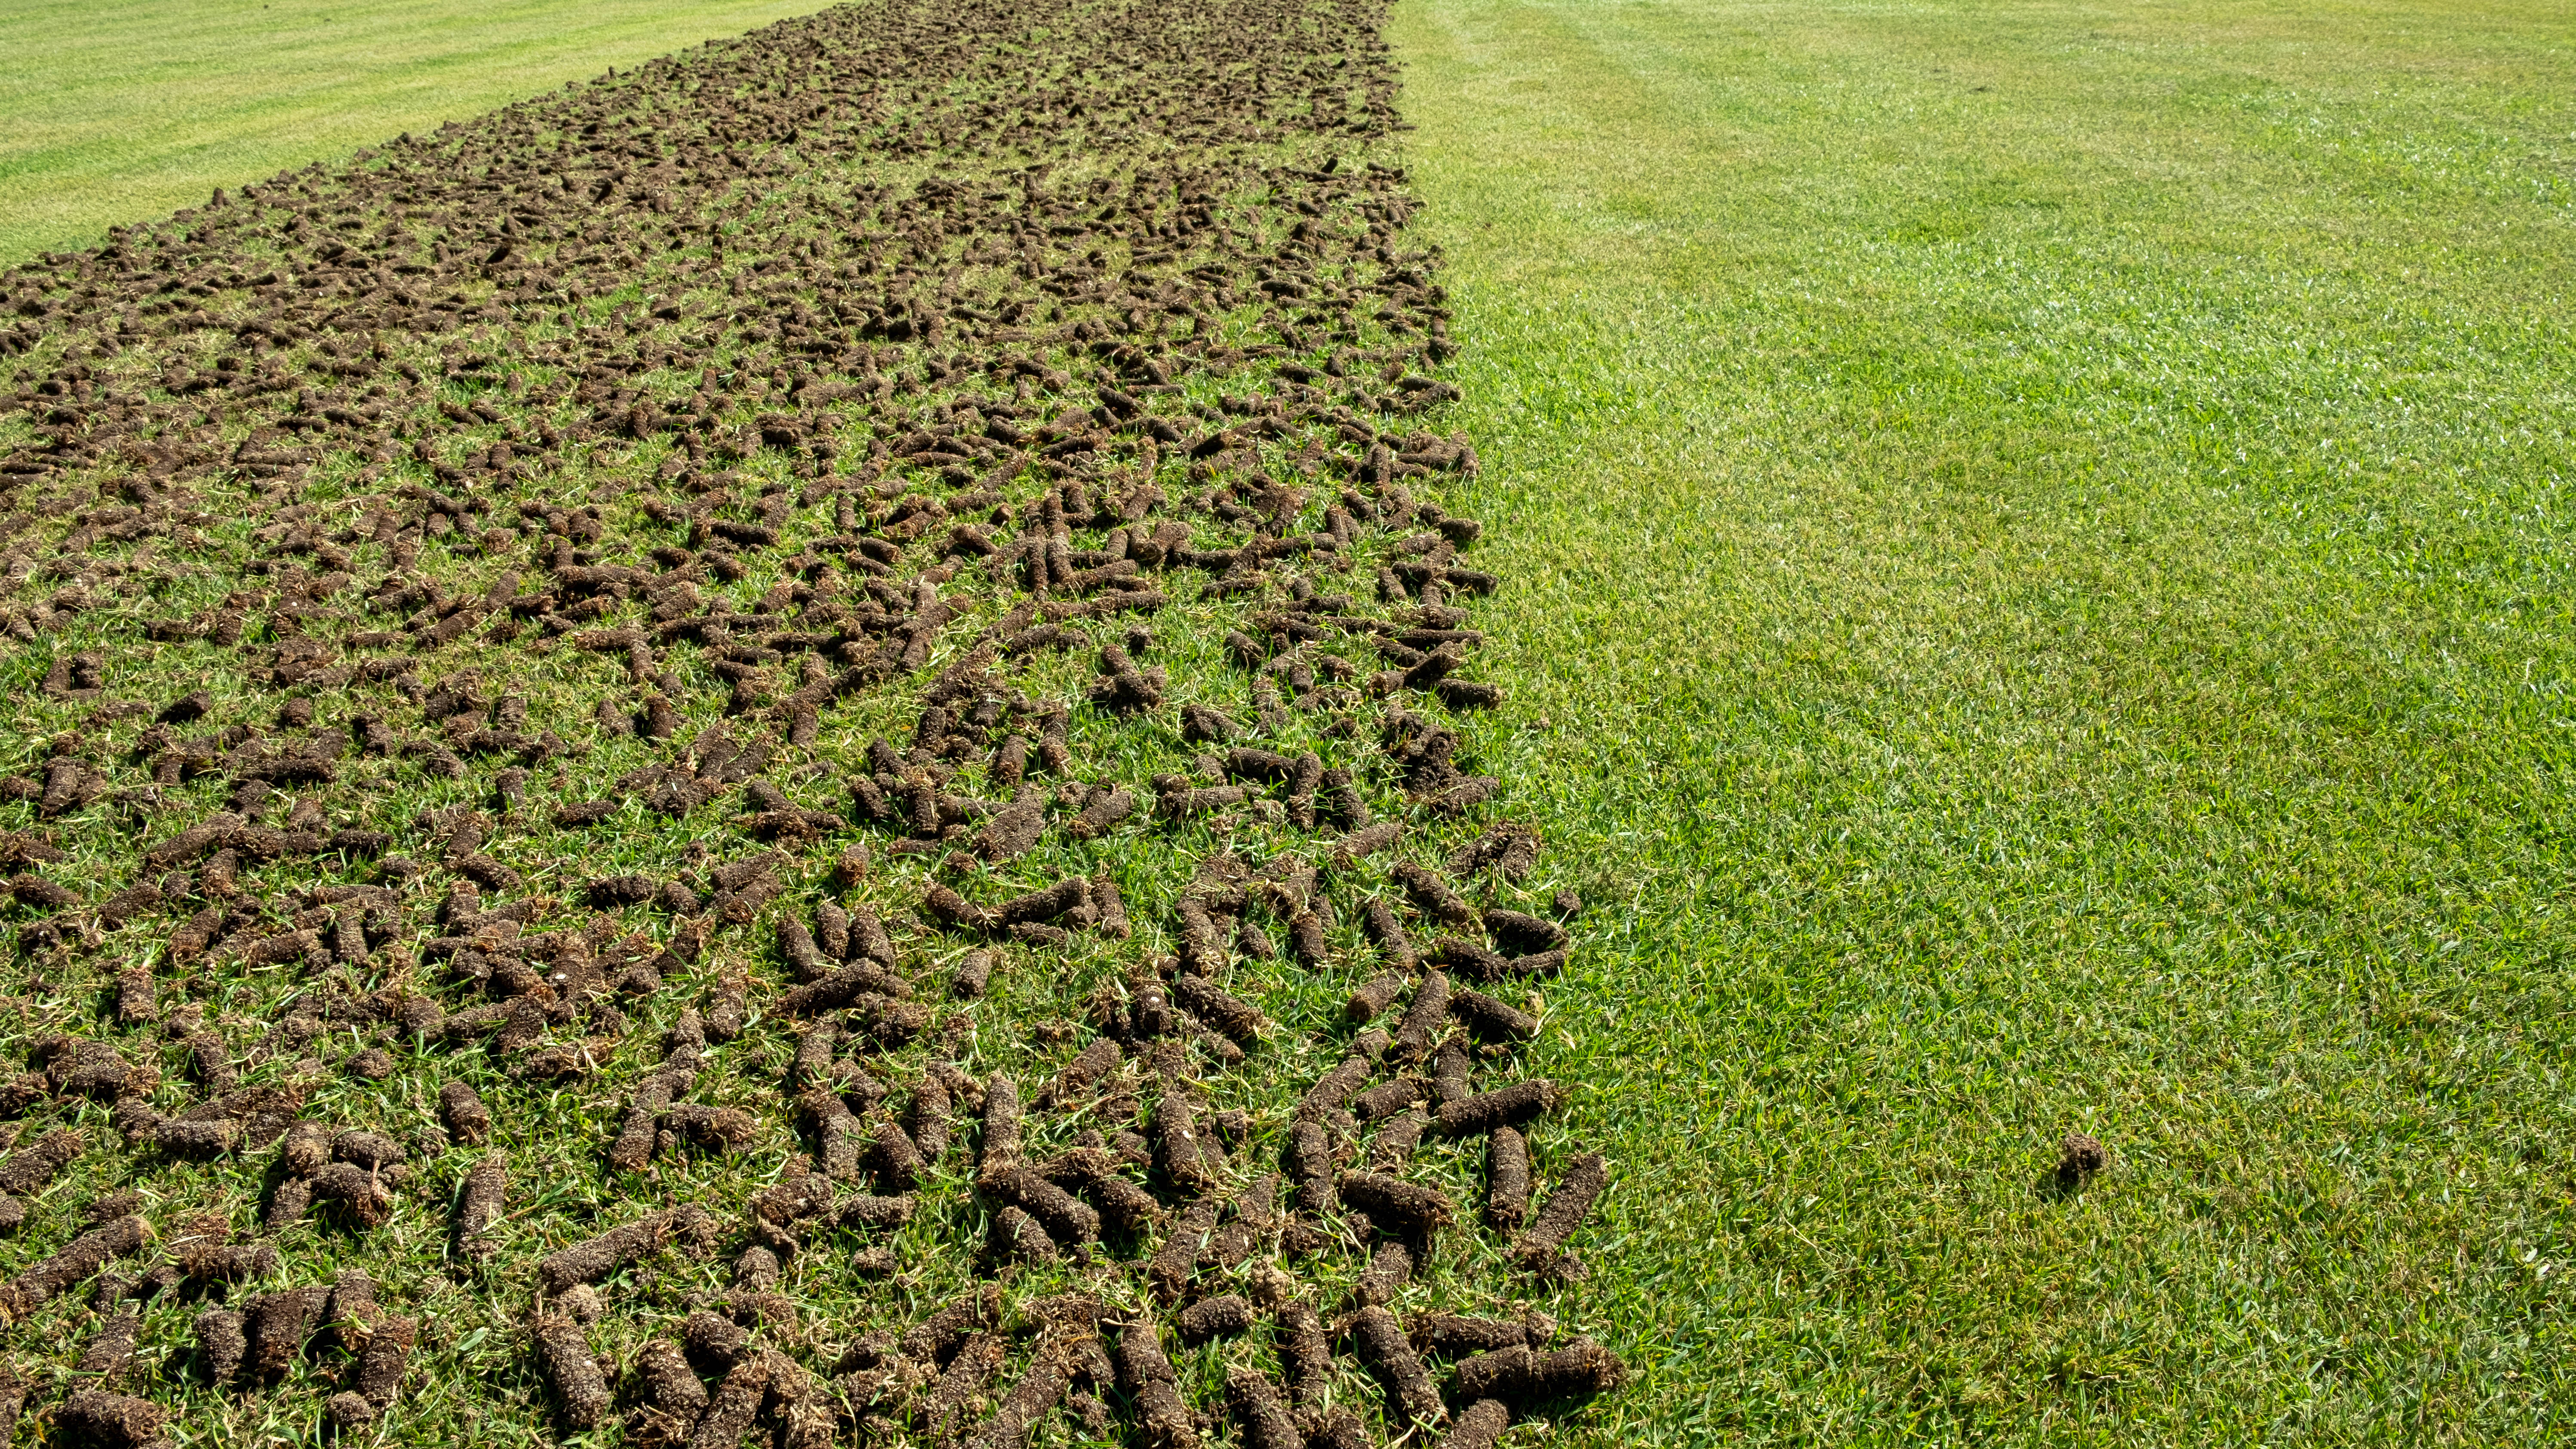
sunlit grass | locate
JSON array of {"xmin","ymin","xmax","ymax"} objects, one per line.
[
  {"xmin": 1391, "ymin": 0, "xmax": 2576, "ymax": 1440},
  {"xmin": 0, "ymin": 0, "xmax": 833, "ymax": 262}
]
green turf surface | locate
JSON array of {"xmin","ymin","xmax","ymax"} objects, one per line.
[
  {"xmin": 5, "ymin": 0, "xmax": 2571, "ymax": 1440},
  {"xmin": 0, "ymin": 0, "xmax": 831, "ymax": 265},
  {"xmin": 1389, "ymin": 0, "xmax": 2576, "ymax": 1440}
]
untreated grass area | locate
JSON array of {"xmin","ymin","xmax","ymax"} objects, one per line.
[
  {"xmin": 0, "ymin": 0, "xmax": 836, "ymax": 264},
  {"xmin": 1392, "ymin": 0, "xmax": 2576, "ymax": 1441}
]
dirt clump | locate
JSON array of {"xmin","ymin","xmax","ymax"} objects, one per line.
[{"xmin": 2057, "ymin": 1131, "xmax": 2108, "ymax": 1189}]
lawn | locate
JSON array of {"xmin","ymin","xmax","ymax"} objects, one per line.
[
  {"xmin": 0, "ymin": 0, "xmax": 832, "ymax": 263},
  {"xmin": 1, "ymin": 0, "xmax": 2571, "ymax": 1443},
  {"xmin": 1389, "ymin": 0, "xmax": 2576, "ymax": 1440}
]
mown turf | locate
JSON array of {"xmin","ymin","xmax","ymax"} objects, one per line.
[
  {"xmin": 5, "ymin": 0, "xmax": 2572, "ymax": 1441},
  {"xmin": 1389, "ymin": 0, "xmax": 2576, "ymax": 1441},
  {"xmin": 0, "ymin": 0, "xmax": 833, "ymax": 264}
]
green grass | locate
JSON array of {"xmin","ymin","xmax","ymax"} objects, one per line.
[
  {"xmin": 1388, "ymin": 0, "xmax": 2576, "ymax": 1441},
  {"xmin": 4, "ymin": 0, "xmax": 2573, "ymax": 1440},
  {"xmin": 0, "ymin": 0, "xmax": 832, "ymax": 264}
]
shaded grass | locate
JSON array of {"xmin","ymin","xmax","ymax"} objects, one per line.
[
  {"xmin": 0, "ymin": 0, "xmax": 833, "ymax": 263},
  {"xmin": 1389, "ymin": 0, "xmax": 2576, "ymax": 1441}
]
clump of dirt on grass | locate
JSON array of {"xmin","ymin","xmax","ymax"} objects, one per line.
[{"xmin": 2057, "ymin": 1131, "xmax": 2108, "ymax": 1190}]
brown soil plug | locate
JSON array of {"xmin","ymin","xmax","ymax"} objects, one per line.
[
  {"xmin": 1304, "ymin": 1408, "xmax": 1371, "ymax": 1449},
  {"xmin": 77, "ymin": 1306, "xmax": 141, "ymax": 1381},
  {"xmin": 1154, "ymin": 1087, "xmax": 1220, "ymax": 1194},
  {"xmin": 1091, "ymin": 869, "xmax": 1131, "ymax": 937},
  {"xmin": 55, "ymin": 1391, "xmax": 170, "ymax": 1449},
  {"xmin": 1180, "ymin": 703, "xmax": 1238, "ymax": 743},
  {"xmin": 2058, "ymin": 1132, "xmax": 2108, "ymax": 1189},
  {"xmin": 1346, "ymin": 971, "xmax": 1406, "ymax": 1023},
  {"xmin": 1450, "ymin": 988, "xmax": 1538, "ymax": 1042},
  {"xmin": 324, "ymin": 1268, "xmax": 379, "ymax": 1352},
  {"xmin": 0, "ymin": 1126, "xmax": 84, "ymax": 1210},
  {"xmin": 458, "ymin": 1154, "xmax": 506, "ymax": 1258},
  {"xmin": 1361, "ymin": 897, "xmax": 1417, "ymax": 972},
  {"xmin": 1393, "ymin": 970, "xmax": 1451, "ymax": 1059},
  {"xmin": 978, "ymin": 1073, "xmax": 1024, "ymax": 1182},
  {"xmin": 1071, "ymin": 1157, "xmax": 1163, "ymax": 1240},
  {"xmin": 1447, "ymin": 823, "xmax": 1540, "ymax": 881},
  {"xmin": 1045, "ymin": 1036, "xmax": 1122, "ymax": 1109},
  {"xmin": 777, "ymin": 959, "xmax": 913, "ymax": 1017},
  {"xmin": 635, "ymin": 1338, "xmax": 708, "ymax": 1420},
  {"xmin": 1296, "ymin": 1052, "xmax": 1374, "ymax": 1124},
  {"xmin": 666, "ymin": 1104, "xmax": 759, "ymax": 1153},
  {"xmin": 1224, "ymin": 1369, "xmax": 1304, "ymax": 1449},
  {"xmin": 349, "ymin": 1313, "xmax": 417, "ymax": 1418},
  {"xmin": 914, "ymin": 1333, "xmax": 1006, "ymax": 1440},
  {"xmin": 1287, "ymin": 911, "xmax": 1329, "ymax": 966},
  {"xmin": 1354, "ymin": 1078, "xmax": 1424, "ymax": 1122},
  {"xmin": 1410, "ymin": 1312, "xmax": 1553, "ymax": 1358},
  {"xmin": 1174, "ymin": 973, "xmax": 1267, "ymax": 1043},
  {"xmin": 988, "ymin": 1165, "xmax": 1100, "ymax": 1245},
  {"xmin": 0, "ymin": 1212, "xmax": 148, "ymax": 1318},
  {"xmin": 1451, "ymin": 1336, "xmax": 1626, "ymax": 1407},
  {"xmin": 1393, "ymin": 861, "xmax": 1476, "ymax": 929},
  {"xmin": 684, "ymin": 1308, "xmax": 748, "ymax": 1370},
  {"xmin": 1347, "ymin": 1304, "xmax": 1444, "ymax": 1426},
  {"xmin": 1112, "ymin": 1319, "xmax": 1198, "ymax": 1449},
  {"xmin": 1334, "ymin": 1172, "xmax": 1454, "ymax": 1238},
  {"xmin": 1435, "ymin": 1080, "xmax": 1558, "ymax": 1137},
  {"xmin": 1067, "ymin": 784, "xmax": 1137, "ymax": 838},
  {"xmin": 1355, "ymin": 1237, "xmax": 1415, "ymax": 1306},
  {"xmin": 1429, "ymin": 936, "xmax": 1509, "ymax": 982},
  {"xmin": 1334, "ymin": 824, "xmax": 1404, "ymax": 871},
  {"xmin": 530, "ymin": 1310, "xmax": 610, "ymax": 1423},
  {"xmin": 1178, "ymin": 1293, "xmax": 1257, "ymax": 1344},
  {"xmin": 952, "ymin": 948, "xmax": 995, "ymax": 999},
  {"xmin": 1486, "ymin": 1127, "xmax": 1532, "ymax": 1232},
  {"xmin": 778, "ymin": 914, "xmax": 831, "ymax": 980},
  {"xmin": 692, "ymin": 1347, "xmax": 772, "ymax": 1448},
  {"xmin": 987, "ymin": 1205, "xmax": 1058, "ymax": 1267},
  {"xmin": 1147, "ymin": 1195, "xmax": 1222, "ymax": 1305},
  {"xmin": 968, "ymin": 1298, "xmax": 1097, "ymax": 1449},
  {"xmin": 1370, "ymin": 1107, "xmax": 1429, "ymax": 1172},
  {"xmin": 433, "ymin": 1077, "xmax": 492, "ymax": 1144},
  {"xmin": 1090, "ymin": 643, "xmax": 1165, "ymax": 713},
  {"xmin": 1445, "ymin": 1398, "xmax": 1512, "ymax": 1449},
  {"xmin": 1482, "ymin": 908, "xmax": 1568, "ymax": 956},
  {"xmin": 1512, "ymin": 1152, "xmax": 1608, "ymax": 1273},
  {"xmin": 245, "ymin": 1284, "xmax": 326, "ymax": 1379},
  {"xmin": 197, "ymin": 1306, "xmax": 248, "ymax": 1383},
  {"xmin": 1273, "ymin": 1294, "xmax": 1333, "ymax": 1408},
  {"xmin": 910, "ymin": 1071, "xmax": 957, "ymax": 1160},
  {"xmin": 871, "ymin": 1118, "xmax": 927, "ymax": 1191},
  {"xmin": 537, "ymin": 1205, "xmax": 704, "ymax": 1292}
]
